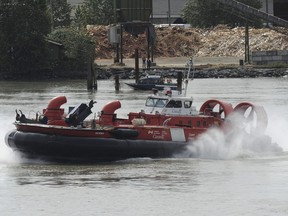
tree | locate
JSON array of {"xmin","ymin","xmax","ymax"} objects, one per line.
[
  {"xmin": 48, "ymin": 0, "xmax": 72, "ymax": 29},
  {"xmin": 47, "ymin": 28, "xmax": 96, "ymax": 72},
  {"xmin": 0, "ymin": 0, "xmax": 50, "ymax": 76},
  {"xmin": 73, "ymin": 0, "xmax": 114, "ymax": 27},
  {"xmin": 182, "ymin": 0, "xmax": 262, "ymax": 28}
]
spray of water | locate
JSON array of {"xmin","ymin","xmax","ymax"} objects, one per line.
[
  {"xmin": 186, "ymin": 111, "xmax": 284, "ymax": 160},
  {"xmin": 0, "ymin": 117, "xmax": 21, "ymax": 164},
  {"xmin": 265, "ymin": 107, "xmax": 288, "ymax": 152}
]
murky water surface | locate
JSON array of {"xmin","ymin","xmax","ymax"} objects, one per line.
[{"xmin": 1, "ymin": 78, "xmax": 288, "ymax": 216}]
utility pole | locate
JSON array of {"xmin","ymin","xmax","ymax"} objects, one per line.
[
  {"xmin": 49, "ymin": 0, "xmax": 53, "ymax": 31},
  {"xmin": 168, "ymin": 0, "xmax": 171, "ymax": 26},
  {"xmin": 244, "ymin": 21, "xmax": 250, "ymax": 64}
]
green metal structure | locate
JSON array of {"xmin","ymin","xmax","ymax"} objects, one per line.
[
  {"xmin": 114, "ymin": 0, "xmax": 152, "ymax": 23},
  {"xmin": 112, "ymin": 0, "xmax": 155, "ymax": 65}
]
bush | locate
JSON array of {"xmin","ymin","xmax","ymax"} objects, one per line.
[{"xmin": 48, "ymin": 28, "xmax": 96, "ymax": 72}]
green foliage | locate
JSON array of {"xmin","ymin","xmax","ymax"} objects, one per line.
[
  {"xmin": 182, "ymin": 0, "xmax": 263, "ymax": 28},
  {"xmin": 47, "ymin": 28, "xmax": 96, "ymax": 71},
  {"xmin": 74, "ymin": 0, "xmax": 114, "ymax": 27},
  {"xmin": 48, "ymin": 0, "xmax": 72, "ymax": 29},
  {"xmin": 0, "ymin": 0, "xmax": 50, "ymax": 76}
]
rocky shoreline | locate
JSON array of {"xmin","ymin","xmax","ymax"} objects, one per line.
[
  {"xmin": 96, "ymin": 66, "xmax": 288, "ymax": 80},
  {"xmin": 1, "ymin": 64, "xmax": 287, "ymax": 81}
]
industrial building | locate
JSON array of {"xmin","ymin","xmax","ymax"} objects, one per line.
[{"xmin": 67, "ymin": 0, "xmax": 288, "ymax": 24}]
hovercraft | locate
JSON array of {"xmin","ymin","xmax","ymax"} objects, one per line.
[
  {"xmin": 5, "ymin": 62, "xmax": 275, "ymax": 163},
  {"xmin": 5, "ymin": 92, "xmax": 271, "ymax": 163}
]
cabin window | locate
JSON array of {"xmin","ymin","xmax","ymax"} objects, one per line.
[
  {"xmin": 203, "ymin": 121, "xmax": 207, "ymax": 127},
  {"xmin": 197, "ymin": 121, "xmax": 200, "ymax": 127},
  {"xmin": 146, "ymin": 98, "xmax": 158, "ymax": 107},
  {"xmin": 146, "ymin": 97, "xmax": 168, "ymax": 108},
  {"xmin": 184, "ymin": 101, "xmax": 192, "ymax": 108},
  {"xmin": 166, "ymin": 100, "xmax": 175, "ymax": 108},
  {"xmin": 166, "ymin": 100, "xmax": 182, "ymax": 108},
  {"xmin": 175, "ymin": 101, "xmax": 182, "ymax": 108},
  {"xmin": 155, "ymin": 99, "xmax": 168, "ymax": 107}
]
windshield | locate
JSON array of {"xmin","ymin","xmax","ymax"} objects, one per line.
[{"xmin": 145, "ymin": 97, "xmax": 168, "ymax": 108}]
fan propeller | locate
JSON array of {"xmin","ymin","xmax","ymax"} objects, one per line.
[{"xmin": 233, "ymin": 102, "xmax": 268, "ymax": 134}]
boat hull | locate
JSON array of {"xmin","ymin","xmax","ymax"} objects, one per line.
[
  {"xmin": 6, "ymin": 130, "xmax": 188, "ymax": 163},
  {"xmin": 125, "ymin": 83, "xmax": 177, "ymax": 91}
]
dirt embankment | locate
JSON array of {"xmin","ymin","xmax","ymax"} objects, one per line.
[{"xmin": 87, "ymin": 25, "xmax": 288, "ymax": 59}]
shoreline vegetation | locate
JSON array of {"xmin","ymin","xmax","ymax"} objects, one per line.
[{"xmin": 1, "ymin": 25, "xmax": 288, "ymax": 80}]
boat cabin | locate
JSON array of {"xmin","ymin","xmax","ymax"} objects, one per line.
[
  {"xmin": 125, "ymin": 75, "xmax": 177, "ymax": 90},
  {"xmin": 138, "ymin": 75, "xmax": 164, "ymax": 85},
  {"xmin": 144, "ymin": 94, "xmax": 198, "ymax": 116}
]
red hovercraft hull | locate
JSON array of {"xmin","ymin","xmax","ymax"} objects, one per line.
[
  {"xmin": 5, "ymin": 95, "xmax": 270, "ymax": 163},
  {"xmin": 7, "ymin": 129, "xmax": 188, "ymax": 162}
]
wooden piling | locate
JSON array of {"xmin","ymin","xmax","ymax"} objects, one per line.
[
  {"xmin": 87, "ymin": 61, "xmax": 93, "ymax": 90},
  {"xmin": 135, "ymin": 48, "xmax": 139, "ymax": 83},
  {"xmin": 87, "ymin": 61, "xmax": 98, "ymax": 91},
  {"xmin": 115, "ymin": 74, "xmax": 120, "ymax": 91},
  {"xmin": 93, "ymin": 73, "xmax": 98, "ymax": 91},
  {"xmin": 177, "ymin": 71, "xmax": 183, "ymax": 93}
]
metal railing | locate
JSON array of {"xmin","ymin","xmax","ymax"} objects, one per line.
[{"xmin": 216, "ymin": 0, "xmax": 288, "ymax": 28}]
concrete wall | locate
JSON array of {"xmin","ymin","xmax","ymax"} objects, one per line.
[{"xmin": 252, "ymin": 50, "xmax": 288, "ymax": 65}]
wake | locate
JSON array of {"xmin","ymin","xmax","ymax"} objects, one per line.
[
  {"xmin": 184, "ymin": 111, "xmax": 285, "ymax": 160},
  {"xmin": 186, "ymin": 127, "xmax": 282, "ymax": 160}
]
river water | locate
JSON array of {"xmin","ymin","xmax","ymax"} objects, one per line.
[{"xmin": 1, "ymin": 78, "xmax": 288, "ymax": 216}]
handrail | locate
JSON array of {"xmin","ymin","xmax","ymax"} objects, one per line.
[{"xmin": 215, "ymin": 0, "xmax": 288, "ymax": 28}]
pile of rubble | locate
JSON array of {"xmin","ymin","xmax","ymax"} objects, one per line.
[{"xmin": 87, "ymin": 25, "xmax": 288, "ymax": 59}]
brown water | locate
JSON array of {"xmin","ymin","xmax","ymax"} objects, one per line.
[{"xmin": 1, "ymin": 78, "xmax": 288, "ymax": 216}]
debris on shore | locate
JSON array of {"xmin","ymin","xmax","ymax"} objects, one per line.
[{"xmin": 87, "ymin": 25, "xmax": 288, "ymax": 59}]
